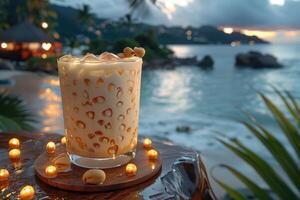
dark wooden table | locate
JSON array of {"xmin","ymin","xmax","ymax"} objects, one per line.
[{"xmin": 0, "ymin": 132, "xmax": 214, "ymax": 200}]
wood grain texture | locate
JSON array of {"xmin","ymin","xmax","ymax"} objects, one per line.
[
  {"xmin": 34, "ymin": 142, "xmax": 162, "ymax": 192},
  {"xmin": 0, "ymin": 132, "xmax": 213, "ymax": 199}
]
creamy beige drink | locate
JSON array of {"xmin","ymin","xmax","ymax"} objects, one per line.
[{"xmin": 57, "ymin": 49, "xmax": 143, "ymax": 168}]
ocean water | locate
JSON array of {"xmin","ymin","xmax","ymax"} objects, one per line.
[{"xmin": 139, "ymin": 44, "xmax": 300, "ymax": 153}]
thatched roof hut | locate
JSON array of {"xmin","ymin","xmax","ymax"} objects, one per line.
[{"xmin": 0, "ymin": 22, "xmax": 61, "ymax": 61}]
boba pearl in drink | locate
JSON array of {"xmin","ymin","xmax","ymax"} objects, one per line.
[{"xmin": 57, "ymin": 49, "xmax": 143, "ymax": 168}]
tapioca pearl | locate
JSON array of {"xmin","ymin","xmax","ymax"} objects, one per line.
[
  {"xmin": 126, "ymin": 108, "xmax": 131, "ymax": 114},
  {"xmin": 118, "ymin": 135, "xmax": 125, "ymax": 142},
  {"xmin": 119, "ymin": 124, "xmax": 126, "ymax": 131},
  {"xmin": 93, "ymin": 96, "xmax": 105, "ymax": 104},
  {"xmin": 93, "ymin": 143, "xmax": 100, "ymax": 148},
  {"xmin": 116, "ymin": 68, "xmax": 124, "ymax": 76},
  {"xmin": 73, "ymin": 107, "xmax": 79, "ymax": 113},
  {"xmin": 83, "ymin": 90, "xmax": 89, "ymax": 99},
  {"xmin": 110, "ymin": 139, "xmax": 115, "ymax": 145},
  {"xmin": 76, "ymin": 120, "xmax": 86, "ymax": 129},
  {"xmin": 107, "ymin": 145, "xmax": 118, "ymax": 155},
  {"xmin": 116, "ymin": 87, "xmax": 123, "ymax": 98},
  {"xmin": 84, "ymin": 78, "xmax": 90, "ymax": 86},
  {"xmin": 116, "ymin": 101, "xmax": 123, "ymax": 107},
  {"xmin": 72, "ymin": 80, "xmax": 77, "ymax": 86},
  {"xmin": 107, "ymin": 83, "xmax": 115, "ymax": 92},
  {"xmin": 131, "ymin": 97, "xmax": 135, "ymax": 103},
  {"xmin": 97, "ymin": 120, "xmax": 105, "ymax": 126},
  {"xmin": 88, "ymin": 148, "xmax": 95, "ymax": 153},
  {"xmin": 117, "ymin": 114, "xmax": 125, "ymax": 120},
  {"xmin": 128, "ymin": 87, "xmax": 133, "ymax": 95},
  {"xmin": 130, "ymin": 70, "xmax": 136, "ymax": 76},
  {"xmin": 75, "ymin": 137, "xmax": 86, "ymax": 149},
  {"xmin": 81, "ymin": 101, "xmax": 93, "ymax": 106},
  {"xmin": 72, "ymin": 92, "xmax": 77, "ymax": 97},
  {"xmin": 99, "ymin": 136, "xmax": 109, "ymax": 143},
  {"xmin": 95, "ymin": 130, "xmax": 104, "ymax": 135},
  {"xmin": 96, "ymin": 78, "xmax": 104, "ymax": 87},
  {"xmin": 105, "ymin": 70, "xmax": 113, "ymax": 77},
  {"xmin": 105, "ymin": 122, "xmax": 112, "ymax": 130},
  {"xmin": 86, "ymin": 111, "xmax": 95, "ymax": 119},
  {"xmin": 127, "ymin": 127, "xmax": 132, "ymax": 133},
  {"xmin": 102, "ymin": 108, "xmax": 113, "ymax": 117},
  {"xmin": 75, "ymin": 137, "xmax": 82, "ymax": 143},
  {"xmin": 88, "ymin": 133, "xmax": 95, "ymax": 139},
  {"xmin": 127, "ymin": 80, "xmax": 134, "ymax": 87}
]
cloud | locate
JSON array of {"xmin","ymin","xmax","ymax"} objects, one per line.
[{"xmin": 52, "ymin": 0, "xmax": 300, "ymax": 30}]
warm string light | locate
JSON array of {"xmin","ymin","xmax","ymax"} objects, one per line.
[
  {"xmin": 61, "ymin": 137, "xmax": 67, "ymax": 145},
  {"xmin": 45, "ymin": 165, "xmax": 58, "ymax": 178},
  {"xmin": 147, "ymin": 149, "xmax": 158, "ymax": 160},
  {"xmin": 0, "ymin": 169, "xmax": 9, "ymax": 181},
  {"xmin": 143, "ymin": 138, "xmax": 152, "ymax": 149},
  {"xmin": 8, "ymin": 138, "xmax": 20, "ymax": 149},
  {"xmin": 19, "ymin": 185, "xmax": 35, "ymax": 200},
  {"xmin": 9, "ymin": 149, "xmax": 21, "ymax": 161},
  {"xmin": 126, "ymin": 163, "xmax": 137, "ymax": 175},
  {"xmin": 46, "ymin": 141, "xmax": 56, "ymax": 154}
]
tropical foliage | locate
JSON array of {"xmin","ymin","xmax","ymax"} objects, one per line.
[
  {"xmin": 0, "ymin": 92, "xmax": 36, "ymax": 131},
  {"xmin": 0, "ymin": 0, "xmax": 57, "ymax": 31},
  {"xmin": 216, "ymin": 89, "xmax": 300, "ymax": 200}
]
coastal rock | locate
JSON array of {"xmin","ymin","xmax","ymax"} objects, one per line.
[
  {"xmin": 197, "ymin": 55, "xmax": 214, "ymax": 69},
  {"xmin": 176, "ymin": 126, "xmax": 191, "ymax": 133},
  {"xmin": 235, "ymin": 51, "xmax": 283, "ymax": 69}
]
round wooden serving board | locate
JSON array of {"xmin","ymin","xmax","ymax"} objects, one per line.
[{"xmin": 34, "ymin": 142, "xmax": 162, "ymax": 192}]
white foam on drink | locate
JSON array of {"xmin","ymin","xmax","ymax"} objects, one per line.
[{"xmin": 58, "ymin": 53, "xmax": 140, "ymax": 64}]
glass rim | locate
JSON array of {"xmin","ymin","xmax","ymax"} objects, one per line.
[{"xmin": 57, "ymin": 56, "xmax": 142, "ymax": 64}]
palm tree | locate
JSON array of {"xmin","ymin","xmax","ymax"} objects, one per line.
[
  {"xmin": 125, "ymin": 0, "xmax": 157, "ymax": 22},
  {"xmin": 78, "ymin": 4, "xmax": 95, "ymax": 28},
  {"xmin": 216, "ymin": 89, "xmax": 300, "ymax": 200},
  {"xmin": 0, "ymin": 92, "xmax": 36, "ymax": 131}
]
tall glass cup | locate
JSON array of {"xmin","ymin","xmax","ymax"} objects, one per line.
[{"xmin": 57, "ymin": 55, "xmax": 142, "ymax": 168}]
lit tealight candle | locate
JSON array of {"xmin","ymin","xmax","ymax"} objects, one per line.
[
  {"xmin": 143, "ymin": 138, "xmax": 152, "ymax": 149},
  {"xmin": 9, "ymin": 148, "xmax": 21, "ymax": 161},
  {"xmin": 9, "ymin": 138, "xmax": 20, "ymax": 149},
  {"xmin": 126, "ymin": 163, "xmax": 137, "ymax": 175},
  {"xmin": 46, "ymin": 141, "xmax": 56, "ymax": 154},
  {"xmin": 148, "ymin": 149, "xmax": 158, "ymax": 160},
  {"xmin": 61, "ymin": 136, "xmax": 67, "ymax": 145},
  {"xmin": 45, "ymin": 165, "xmax": 58, "ymax": 178},
  {"xmin": 19, "ymin": 185, "xmax": 35, "ymax": 200},
  {"xmin": 0, "ymin": 169, "xmax": 9, "ymax": 181}
]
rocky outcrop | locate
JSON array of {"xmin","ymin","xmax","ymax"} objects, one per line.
[
  {"xmin": 197, "ymin": 55, "xmax": 214, "ymax": 70},
  {"xmin": 235, "ymin": 51, "xmax": 283, "ymax": 69}
]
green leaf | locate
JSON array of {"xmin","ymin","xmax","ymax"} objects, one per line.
[
  {"xmin": 221, "ymin": 165, "xmax": 273, "ymax": 200},
  {"xmin": 0, "ymin": 92, "xmax": 36, "ymax": 131},
  {"xmin": 260, "ymin": 93, "xmax": 300, "ymax": 160},
  {"xmin": 285, "ymin": 90, "xmax": 300, "ymax": 120},
  {"xmin": 241, "ymin": 120, "xmax": 300, "ymax": 192},
  {"xmin": 217, "ymin": 138, "xmax": 299, "ymax": 200},
  {"xmin": 214, "ymin": 178, "xmax": 248, "ymax": 200},
  {"xmin": 273, "ymin": 87, "xmax": 300, "ymax": 127},
  {"xmin": 0, "ymin": 115, "xmax": 22, "ymax": 131}
]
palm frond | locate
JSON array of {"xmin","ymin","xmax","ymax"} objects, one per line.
[
  {"xmin": 220, "ymin": 165, "xmax": 273, "ymax": 200},
  {"xmin": 216, "ymin": 89, "xmax": 300, "ymax": 200},
  {"xmin": 0, "ymin": 92, "xmax": 36, "ymax": 131}
]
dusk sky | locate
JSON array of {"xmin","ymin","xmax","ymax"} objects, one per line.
[{"xmin": 53, "ymin": 0, "xmax": 300, "ymax": 44}]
